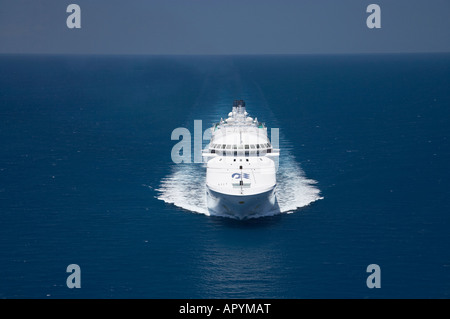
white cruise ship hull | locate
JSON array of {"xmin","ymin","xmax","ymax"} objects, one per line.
[
  {"xmin": 202, "ymin": 99, "xmax": 280, "ymax": 220},
  {"xmin": 206, "ymin": 185, "xmax": 279, "ymax": 219}
]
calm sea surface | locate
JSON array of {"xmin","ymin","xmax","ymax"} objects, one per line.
[{"xmin": 0, "ymin": 54, "xmax": 449, "ymax": 298}]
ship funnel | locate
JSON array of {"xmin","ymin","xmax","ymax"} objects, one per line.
[
  {"xmin": 233, "ymin": 100, "xmax": 246, "ymax": 115},
  {"xmin": 233, "ymin": 100, "xmax": 245, "ymax": 108}
]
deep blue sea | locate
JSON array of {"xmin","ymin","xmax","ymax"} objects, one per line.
[{"xmin": 0, "ymin": 54, "xmax": 449, "ymax": 298}]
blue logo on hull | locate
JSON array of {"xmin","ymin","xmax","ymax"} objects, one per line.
[{"xmin": 232, "ymin": 173, "xmax": 250, "ymax": 179}]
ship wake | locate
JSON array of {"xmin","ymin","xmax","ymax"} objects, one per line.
[{"xmin": 155, "ymin": 154, "xmax": 322, "ymax": 219}]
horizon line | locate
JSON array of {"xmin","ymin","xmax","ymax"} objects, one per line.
[{"xmin": 1, "ymin": 51, "xmax": 450, "ymax": 57}]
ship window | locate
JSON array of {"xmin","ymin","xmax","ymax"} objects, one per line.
[
  {"xmin": 259, "ymin": 144, "xmax": 264, "ymax": 148},
  {"xmin": 233, "ymin": 145, "xmax": 237, "ymax": 149},
  {"xmin": 245, "ymin": 145, "xmax": 249, "ymax": 149},
  {"xmin": 245, "ymin": 151, "xmax": 249, "ymax": 156},
  {"xmin": 222, "ymin": 144, "xmax": 226, "ymax": 149},
  {"xmin": 226, "ymin": 145, "xmax": 231, "ymax": 149},
  {"xmin": 256, "ymin": 144, "xmax": 260, "ymax": 149},
  {"xmin": 266, "ymin": 143, "xmax": 269, "ymax": 147},
  {"xmin": 250, "ymin": 145, "xmax": 255, "ymax": 149},
  {"xmin": 234, "ymin": 151, "xmax": 237, "ymax": 156},
  {"xmin": 238, "ymin": 145, "xmax": 243, "ymax": 149}
]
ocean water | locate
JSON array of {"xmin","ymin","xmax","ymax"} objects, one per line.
[{"xmin": 0, "ymin": 54, "xmax": 449, "ymax": 298}]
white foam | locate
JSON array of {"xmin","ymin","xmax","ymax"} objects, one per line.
[
  {"xmin": 275, "ymin": 153, "xmax": 324, "ymax": 213},
  {"xmin": 155, "ymin": 152, "xmax": 322, "ymax": 219},
  {"xmin": 155, "ymin": 163, "xmax": 209, "ymax": 216}
]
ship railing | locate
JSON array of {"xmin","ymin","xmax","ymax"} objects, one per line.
[{"xmin": 202, "ymin": 148, "xmax": 279, "ymax": 158}]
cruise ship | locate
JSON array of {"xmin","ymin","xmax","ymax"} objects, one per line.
[{"xmin": 202, "ymin": 100, "xmax": 280, "ymax": 219}]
